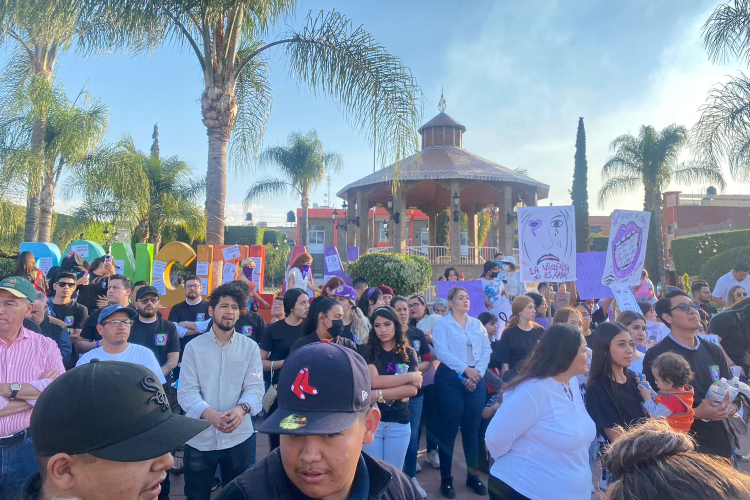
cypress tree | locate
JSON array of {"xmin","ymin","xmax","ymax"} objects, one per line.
[{"xmin": 572, "ymin": 117, "xmax": 591, "ymax": 252}]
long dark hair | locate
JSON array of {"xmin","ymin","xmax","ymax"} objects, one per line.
[
  {"xmin": 14, "ymin": 251, "xmax": 38, "ymax": 278},
  {"xmin": 444, "ymin": 267, "xmax": 459, "ymax": 280},
  {"xmin": 503, "ymin": 323, "xmax": 584, "ymax": 393},
  {"xmin": 362, "ymin": 305, "xmax": 411, "ymax": 369},
  {"xmin": 283, "ymin": 288, "xmax": 307, "ymax": 317},
  {"xmin": 304, "ymin": 296, "xmax": 338, "ymax": 335},
  {"xmin": 587, "ymin": 322, "xmax": 631, "ymax": 390},
  {"xmin": 357, "ymin": 287, "xmax": 382, "ymax": 317}
]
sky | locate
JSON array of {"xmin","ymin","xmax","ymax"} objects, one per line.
[{"xmin": 7, "ymin": 0, "xmax": 747, "ymax": 226}]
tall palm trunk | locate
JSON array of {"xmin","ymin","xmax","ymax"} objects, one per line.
[
  {"xmin": 300, "ymin": 185, "xmax": 309, "ymax": 247},
  {"xmin": 643, "ymin": 188, "xmax": 664, "ymax": 287},
  {"xmin": 652, "ymin": 193, "xmax": 667, "ymax": 286},
  {"xmin": 135, "ymin": 217, "xmax": 150, "ymax": 243},
  {"xmin": 37, "ymin": 165, "xmax": 57, "ymax": 242},
  {"xmin": 24, "ymin": 113, "xmax": 47, "ymax": 242}
]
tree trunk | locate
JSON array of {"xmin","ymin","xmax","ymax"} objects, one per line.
[
  {"xmin": 135, "ymin": 218, "xmax": 150, "ymax": 244},
  {"xmin": 37, "ymin": 169, "xmax": 56, "ymax": 242},
  {"xmin": 201, "ymin": 84, "xmax": 237, "ymax": 291},
  {"xmin": 24, "ymin": 113, "xmax": 47, "ymax": 242},
  {"xmin": 151, "ymin": 232, "xmax": 162, "ymax": 253},
  {"xmin": 653, "ymin": 196, "xmax": 667, "ymax": 287},
  {"xmin": 643, "ymin": 189, "xmax": 664, "ymax": 288},
  {"xmin": 300, "ymin": 186, "xmax": 309, "ymax": 247}
]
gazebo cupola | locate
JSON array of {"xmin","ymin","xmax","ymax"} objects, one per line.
[{"xmin": 418, "ymin": 97, "xmax": 466, "ymax": 149}]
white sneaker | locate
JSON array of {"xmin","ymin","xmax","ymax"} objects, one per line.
[
  {"xmin": 425, "ymin": 450, "xmax": 440, "ymax": 468},
  {"xmin": 416, "ymin": 462, "xmax": 421, "ymax": 473},
  {"xmin": 411, "ymin": 477, "xmax": 427, "ymax": 499}
]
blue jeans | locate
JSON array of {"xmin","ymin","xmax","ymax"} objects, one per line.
[
  {"xmin": 435, "ymin": 364, "xmax": 486, "ymax": 479},
  {"xmin": 0, "ymin": 433, "xmax": 38, "ymax": 499},
  {"xmin": 184, "ymin": 437, "xmax": 254, "ymax": 500},
  {"xmin": 403, "ymin": 395, "xmax": 424, "ymax": 478},
  {"xmin": 362, "ymin": 420, "xmax": 411, "ymax": 470}
]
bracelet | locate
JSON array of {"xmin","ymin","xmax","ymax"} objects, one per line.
[{"xmin": 95, "ymin": 340, "xmax": 100, "ymax": 348}]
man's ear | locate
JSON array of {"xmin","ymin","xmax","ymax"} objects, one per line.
[
  {"xmin": 208, "ymin": 306, "xmax": 214, "ymax": 318},
  {"xmin": 46, "ymin": 453, "xmax": 77, "ymax": 491},
  {"xmin": 361, "ymin": 407, "xmax": 381, "ymax": 446},
  {"xmin": 96, "ymin": 324, "xmax": 104, "ymax": 337}
]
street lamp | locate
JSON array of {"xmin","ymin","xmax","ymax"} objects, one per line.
[
  {"xmin": 696, "ymin": 233, "xmax": 718, "ymax": 256},
  {"xmin": 452, "ymin": 191, "xmax": 460, "ymax": 223},
  {"xmin": 386, "ymin": 194, "xmax": 401, "ymax": 224}
]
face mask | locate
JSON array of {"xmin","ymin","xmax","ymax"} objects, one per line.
[
  {"xmin": 490, "ymin": 271, "xmax": 499, "ymax": 279},
  {"xmin": 328, "ymin": 318, "xmax": 345, "ymax": 337},
  {"xmin": 502, "ymin": 264, "xmax": 510, "ymax": 271},
  {"xmin": 242, "ymin": 266, "xmax": 253, "ymax": 279},
  {"xmin": 301, "ymin": 264, "xmax": 311, "ymax": 273}
]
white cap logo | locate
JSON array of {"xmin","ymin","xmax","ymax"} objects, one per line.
[{"xmin": 362, "ymin": 391, "xmax": 368, "ymax": 401}]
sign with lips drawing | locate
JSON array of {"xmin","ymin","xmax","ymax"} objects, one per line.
[
  {"xmin": 601, "ymin": 209, "xmax": 650, "ymax": 287},
  {"xmin": 518, "ymin": 205, "xmax": 576, "ymax": 283}
]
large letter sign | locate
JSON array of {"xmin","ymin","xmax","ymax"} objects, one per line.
[{"xmin": 152, "ymin": 241, "xmax": 196, "ymax": 307}]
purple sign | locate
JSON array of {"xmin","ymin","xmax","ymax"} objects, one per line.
[
  {"xmin": 436, "ymin": 280, "xmax": 485, "ymax": 318},
  {"xmin": 576, "ymin": 252, "xmax": 614, "ymax": 300},
  {"xmin": 324, "ymin": 246, "xmax": 351, "ymax": 285},
  {"xmin": 347, "ymin": 246, "xmax": 359, "ymax": 263},
  {"xmin": 535, "ymin": 317, "xmax": 550, "ymax": 330}
]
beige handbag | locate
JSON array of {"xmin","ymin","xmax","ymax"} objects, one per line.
[{"xmin": 262, "ymin": 365, "xmax": 277, "ymax": 413}]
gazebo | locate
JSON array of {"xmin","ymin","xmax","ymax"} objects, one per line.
[{"xmin": 337, "ymin": 101, "xmax": 549, "ymax": 276}]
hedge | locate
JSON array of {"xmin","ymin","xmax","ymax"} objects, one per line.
[
  {"xmin": 262, "ymin": 229, "xmax": 286, "ymax": 246},
  {"xmin": 672, "ymin": 228, "xmax": 750, "ymax": 277},
  {"xmin": 699, "ymin": 246, "xmax": 750, "ymax": 287},
  {"xmin": 590, "ymin": 235, "xmax": 609, "ymax": 252},
  {"xmin": 0, "ymin": 257, "xmax": 15, "ymax": 277},
  {"xmin": 224, "ymin": 226, "xmax": 265, "ymax": 246},
  {"xmin": 347, "ymin": 252, "xmax": 432, "ymax": 296}
]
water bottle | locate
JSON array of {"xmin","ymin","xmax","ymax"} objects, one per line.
[{"xmin": 637, "ymin": 374, "xmax": 652, "ymax": 392}]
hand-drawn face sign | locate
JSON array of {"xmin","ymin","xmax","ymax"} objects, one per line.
[{"xmin": 520, "ymin": 206, "xmax": 575, "ymax": 268}]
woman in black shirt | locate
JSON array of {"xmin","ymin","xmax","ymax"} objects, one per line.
[
  {"xmin": 709, "ymin": 299, "xmax": 750, "ymax": 370},
  {"xmin": 497, "ymin": 295, "xmax": 545, "ymax": 376},
  {"xmin": 360, "ymin": 306, "xmax": 420, "ymax": 471}
]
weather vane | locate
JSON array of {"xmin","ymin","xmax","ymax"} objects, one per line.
[{"xmin": 438, "ymin": 87, "xmax": 446, "ymax": 113}]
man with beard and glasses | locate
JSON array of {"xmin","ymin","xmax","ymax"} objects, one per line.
[
  {"xmin": 129, "ymin": 286, "xmax": 180, "ymax": 386},
  {"xmin": 77, "ymin": 275, "xmax": 133, "ymax": 354},
  {"xmin": 168, "ymin": 276, "xmax": 210, "ymax": 356},
  {"xmin": 21, "ymin": 361, "xmax": 209, "ymax": 500},
  {"xmin": 177, "ymin": 282, "xmax": 264, "ymax": 500}
]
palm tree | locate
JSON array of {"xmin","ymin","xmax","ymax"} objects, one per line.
[
  {"xmin": 692, "ymin": 1, "xmax": 750, "ymax": 182},
  {"xmin": 0, "ymin": 0, "xmax": 158, "ymax": 241},
  {"xmin": 65, "ymin": 132, "xmax": 206, "ymax": 251},
  {"xmin": 598, "ymin": 124, "xmax": 726, "ymax": 285},
  {"xmin": 110, "ymin": 3, "xmax": 421, "ymax": 260},
  {"xmin": 245, "ymin": 130, "xmax": 342, "ymax": 246}
]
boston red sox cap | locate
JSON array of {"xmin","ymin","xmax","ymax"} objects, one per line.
[
  {"xmin": 259, "ymin": 342, "xmax": 372, "ymax": 435},
  {"xmin": 31, "ymin": 361, "xmax": 209, "ymax": 461}
]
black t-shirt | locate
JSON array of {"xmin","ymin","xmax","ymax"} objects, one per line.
[
  {"xmin": 168, "ymin": 299, "xmax": 211, "ymax": 356},
  {"xmin": 406, "ymin": 325, "xmax": 430, "ymax": 398},
  {"xmin": 50, "ymin": 301, "xmax": 88, "ymax": 329},
  {"xmin": 76, "ymin": 274, "xmax": 109, "ymax": 312},
  {"xmin": 585, "ymin": 371, "xmax": 646, "ymax": 441},
  {"xmin": 81, "ymin": 309, "xmax": 103, "ymax": 341},
  {"xmin": 591, "ymin": 307, "xmax": 607, "ymax": 329},
  {"xmin": 361, "ymin": 347, "xmax": 418, "ymax": 424},
  {"xmin": 701, "ymin": 303, "xmax": 719, "ymax": 317},
  {"xmin": 128, "ymin": 317, "xmax": 180, "ymax": 367},
  {"xmin": 643, "ymin": 335, "xmax": 732, "ymax": 458},
  {"xmin": 290, "ymin": 333, "xmax": 358, "ymax": 354},
  {"xmin": 709, "ymin": 311, "xmax": 749, "ymax": 366},
  {"xmin": 260, "ymin": 320, "xmax": 305, "ymax": 385},
  {"xmin": 497, "ymin": 325, "xmax": 546, "ymax": 370}
]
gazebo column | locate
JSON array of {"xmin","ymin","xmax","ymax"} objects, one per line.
[
  {"xmin": 497, "ymin": 185, "xmax": 513, "ymax": 254},
  {"xmin": 527, "ymin": 190, "xmax": 538, "ymax": 207},
  {"xmin": 346, "ymin": 191, "xmax": 356, "ymax": 250},
  {"xmin": 467, "ymin": 204, "xmax": 478, "ymax": 262},
  {"xmin": 357, "ymin": 188, "xmax": 370, "ymax": 257},
  {"xmin": 449, "ymin": 180, "xmax": 462, "ymax": 265},
  {"xmin": 427, "ymin": 205, "xmax": 437, "ymax": 246},
  {"xmin": 388, "ymin": 183, "xmax": 407, "ymax": 253}
]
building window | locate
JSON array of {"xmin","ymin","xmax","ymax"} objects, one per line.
[
  {"xmin": 668, "ymin": 249, "xmax": 673, "ymax": 258},
  {"xmin": 420, "ymin": 228, "xmax": 429, "ymax": 246},
  {"xmin": 309, "ymin": 226, "xmax": 325, "ymax": 245},
  {"xmin": 667, "ymin": 225, "xmax": 674, "ymax": 235}
]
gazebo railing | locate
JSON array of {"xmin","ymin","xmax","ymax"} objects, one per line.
[
  {"xmin": 461, "ymin": 246, "xmax": 498, "ymax": 265},
  {"xmin": 405, "ymin": 246, "xmax": 451, "ymax": 264},
  {"xmin": 367, "ymin": 247, "xmax": 394, "ymax": 254}
]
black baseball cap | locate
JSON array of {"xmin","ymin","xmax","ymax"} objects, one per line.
[
  {"xmin": 259, "ymin": 342, "xmax": 372, "ymax": 436},
  {"xmin": 136, "ymin": 285, "xmax": 159, "ymax": 301},
  {"xmin": 31, "ymin": 361, "xmax": 209, "ymax": 461}
]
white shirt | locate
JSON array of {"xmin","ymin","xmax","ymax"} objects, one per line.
[
  {"xmin": 287, "ymin": 268, "xmax": 313, "ymax": 297},
  {"xmin": 480, "ymin": 278, "xmax": 505, "ymax": 307},
  {"xmin": 714, "ymin": 271, "xmax": 750, "ymax": 302},
  {"xmin": 77, "ymin": 344, "xmax": 166, "ymax": 384},
  {"xmin": 504, "ymin": 272, "xmax": 526, "ymax": 297},
  {"xmin": 432, "ymin": 314, "xmax": 491, "ymax": 376},
  {"xmin": 177, "ymin": 328, "xmax": 264, "ymax": 451},
  {"xmin": 486, "ymin": 377, "xmax": 595, "ymax": 500}
]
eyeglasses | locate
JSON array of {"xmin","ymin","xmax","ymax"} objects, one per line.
[
  {"xmin": 56, "ymin": 282, "xmax": 75, "ymax": 288},
  {"xmin": 734, "ymin": 292, "xmax": 748, "ymax": 297},
  {"xmin": 185, "ymin": 284, "xmax": 201, "ymax": 289},
  {"xmin": 407, "ymin": 303, "xmax": 421, "ymax": 309},
  {"xmin": 669, "ymin": 302, "xmax": 701, "ymax": 312},
  {"xmin": 102, "ymin": 319, "xmax": 134, "ymax": 327},
  {"xmin": 138, "ymin": 297, "xmax": 159, "ymax": 304}
]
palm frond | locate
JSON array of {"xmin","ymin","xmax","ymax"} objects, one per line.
[
  {"xmin": 597, "ymin": 176, "xmax": 643, "ymax": 208},
  {"xmin": 702, "ymin": 0, "xmax": 750, "ymax": 65},
  {"xmin": 671, "ymin": 161, "xmax": 727, "ymax": 190},
  {"xmin": 244, "ymin": 177, "xmax": 296, "ymax": 208}
]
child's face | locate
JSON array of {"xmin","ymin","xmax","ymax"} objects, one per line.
[
  {"xmin": 484, "ymin": 321, "xmax": 498, "ymax": 337},
  {"xmin": 652, "ymin": 367, "xmax": 675, "ymax": 391}
]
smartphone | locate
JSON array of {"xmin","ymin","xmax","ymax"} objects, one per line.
[{"xmin": 104, "ymin": 255, "xmax": 113, "ymax": 264}]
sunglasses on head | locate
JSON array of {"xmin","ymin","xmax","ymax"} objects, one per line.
[{"xmin": 670, "ymin": 302, "xmax": 701, "ymax": 312}]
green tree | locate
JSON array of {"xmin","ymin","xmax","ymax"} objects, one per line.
[
  {"xmin": 598, "ymin": 124, "xmax": 726, "ymax": 285},
  {"xmin": 65, "ymin": 132, "xmax": 206, "ymax": 251},
  {"xmin": 110, "ymin": 2, "xmax": 421, "ymax": 257},
  {"xmin": 571, "ymin": 117, "xmax": 590, "ymax": 252},
  {"xmin": 244, "ymin": 130, "xmax": 342, "ymax": 246}
]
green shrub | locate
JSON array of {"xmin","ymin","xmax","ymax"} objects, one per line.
[
  {"xmin": 262, "ymin": 230, "xmax": 286, "ymax": 245},
  {"xmin": 347, "ymin": 252, "xmax": 431, "ymax": 296},
  {"xmin": 264, "ymin": 242, "xmax": 290, "ymax": 289},
  {"xmin": 590, "ymin": 235, "xmax": 609, "ymax": 252},
  {"xmin": 0, "ymin": 257, "xmax": 15, "ymax": 277},
  {"xmin": 224, "ymin": 226, "xmax": 265, "ymax": 246},
  {"xmin": 699, "ymin": 246, "xmax": 750, "ymax": 287},
  {"xmin": 672, "ymin": 229, "xmax": 750, "ymax": 277}
]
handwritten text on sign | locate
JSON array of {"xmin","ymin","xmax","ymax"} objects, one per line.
[{"xmin": 575, "ymin": 252, "xmax": 614, "ymax": 300}]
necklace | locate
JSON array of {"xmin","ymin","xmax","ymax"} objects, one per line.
[{"xmin": 560, "ymin": 382, "xmax": 574, "ymax": 401}]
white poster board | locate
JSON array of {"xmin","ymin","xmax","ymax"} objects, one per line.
[
  {"xmin": 611, "ymin": 285, "xmax": 640, "ymax": 313},
  {"xmin": 152, "ymin": 260, "xmax": 167, "ymax": 279},
  {"xmin": 222, "ymin": 245, "xmax": 241, "ymax": 261},
  {"xmin": 196, "ymin": 262, "xmax": 209, "ymax": 276},
  {"xmin": 602, "ymin": 210, "xmax": 650, "ymax": 287},
  {"xmin": 223, "ymin": 262, "xmax": 238, "ymax": 284},
  {"xmin": 517, "ymin": 205, "xmax": 576, "ymax": 282}
]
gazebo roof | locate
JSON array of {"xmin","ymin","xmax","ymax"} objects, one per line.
[
  {"xmin": 418, "ymin": 112, "xmax": 466, "ymax": 133},
  {"xmin": 337, "ymin": 145, "xmax": 550, "ymax": 200}
]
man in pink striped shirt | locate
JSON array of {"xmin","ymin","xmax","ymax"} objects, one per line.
[{"xmin": 0, "ymin": 276, "xmax": 65, "ymax": 498}]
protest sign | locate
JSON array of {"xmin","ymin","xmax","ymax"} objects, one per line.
[
  {"xmin": 152, "ymin": 279, "xmax": 167, "ymax": 296},
  {"xmin": 72, "ymin": 244, "xmax": 89, "ymax": 258},
  {"xmin": 490, "ymin": 294, "xmax": 512, "ymax": 334},
  {"xmin": 436, "ymin": 280, "xmax": 485, "ymax": 318},
  {"xmin": 323, "ymin": 247, "xmax": 350, "ymax": 285},
  {"xmin": 152, "ymin": 260, "xmax": 167, "ymax": 279},
  {"xmin": 222, "ymin": 245, "xmax": 242, "ymax": 261},
  {"xmin": 611, "ymin": 285, "xmax": 640, "ymax": 313},
  {"xmin": 602, "ymin": 210, "xmax": 650, "ymax": 286},
  {"xmin": 347, "ymin": 247, "xmax": 359, "ymax": 263},
  {"xmin": 38, "ymin": 258, "xmax": 53, "ymax": 274},
  {"xmin": 575, "ymin": 252, "xmax": 614, "ymax": 300},
  {"xmin": 698, "ymin": 334, "xmax": 720, "ymax": 346},
  {"xmin": 518, "ymin": 205, "xmax": 576, "ymax": 282},
  {"xmin": 646, "ymin": 320, "xmax": 670, "ymax": 343},
  {"xmin": 196, "ymin": 262, "xmax": 209, "ymax": 276},
  {"xmin": 223, "ymin": 262, "xmax": 238, "ymax": 284}
]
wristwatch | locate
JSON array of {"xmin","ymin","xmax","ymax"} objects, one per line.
[
  {"xmin": 9, "ymin": 382, "xmax": 21, "ymax": 400},
  {"xmin": 239, "ymin": 402, "xmax": 251, "ymax": 414}
]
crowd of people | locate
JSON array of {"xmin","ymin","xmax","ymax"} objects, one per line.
[{"xmin": 2, "ymin": 248, "xmax": 750, "ymax": 499}]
